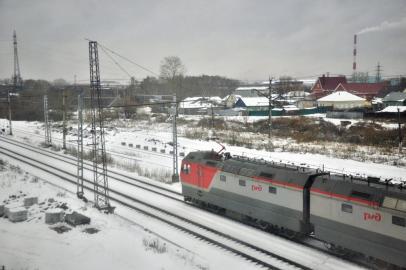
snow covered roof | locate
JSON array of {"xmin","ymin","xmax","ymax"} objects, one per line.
[
  {"xmin": 235, "ymin": 86, "xmax": 269, "ymax": 91},
  {"xmin": 283, "ymin": 105, "xmax": 299, "ymax": 111},
  {"xmin": 236, "ymin": 97, "xmax": 269, "ymax": 107},
  {"xmin": 336, "ymin": 82, "xmax": 387, "ymax": 95},
  {"xmin": 317, "ymin": 91, "xmax": 366, "ymax": 102},
  {"xmin": 179, "ymin": 96, "xmax": 222, "ymax": 109},
  {"xmin": 382, "ymin": 92, "xmax": 406, "ymax": 102},
  {"xmin": 378, "ymin": 106, "xmax": 406, "ymax": 113},
  {"xmin": 371, "ymin": 97, "xmax": 383, "ymax": 104}
]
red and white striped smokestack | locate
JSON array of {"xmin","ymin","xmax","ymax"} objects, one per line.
[{"xmin": 353, "ymin": 34, "xmax": 357, "ymax": 72}]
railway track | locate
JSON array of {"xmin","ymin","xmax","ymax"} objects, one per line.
[
  {"xmin": 0, "ymin": 135, "xmax": 182, "ymax": 201},
  {"xmin": 0, "ymin": 137, "xmax": 314, "ymax": 270},
  {"xmin": 12, "ymin": 127, "xmax": 173, "ymax": 167}
]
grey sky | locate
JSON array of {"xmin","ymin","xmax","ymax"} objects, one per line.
[{"xmin": 0, "ymin": 0, "xmax": 405, "ymax": 82}]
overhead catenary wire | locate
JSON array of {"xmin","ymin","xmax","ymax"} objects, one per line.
[
  {"xmin": 96, "ymin": 42, "xmax": 159, "ymax": 77},
  {"xmin": 99, "ymin": 45, "xmax": 133, "ymax": 78}
]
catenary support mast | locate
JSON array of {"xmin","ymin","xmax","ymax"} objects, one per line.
[
  {"xmin": 171, "ymin": 95, "xmax": 179, "ymax": 182},
  {"xmin": 88, "ymin": 41, "xmax": 113, "ymax": 212},
  {"xmin": 77, "ymin": 92, "xmax": 84, "ymax": 198},
  {"xmin": 43, "ymin": 95, "xmax": 52, "ymax": 146}
]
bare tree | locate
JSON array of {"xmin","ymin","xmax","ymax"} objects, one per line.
[{"xmin": 159, "ymin": 56, "xmax": 186, "ymax": 80}]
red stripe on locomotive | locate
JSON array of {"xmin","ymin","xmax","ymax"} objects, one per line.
[{"xmin": 180, "ymin": 162, "xmax": 218, "ymax": 189}]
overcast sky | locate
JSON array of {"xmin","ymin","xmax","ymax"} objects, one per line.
[{"xmin": 0, "ymin": 0, "xmax": 405, "ymax": 83}]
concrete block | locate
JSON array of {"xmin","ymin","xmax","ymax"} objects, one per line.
[
  {"xmin": 65, "ymin": 211, "xmax": 90, "ymax": 226},
  {"xmin": 4, "ymin": 203, "xmax": 22, "ymax": 218},
  {"xmin": 24, "ymin": 196, "xmax": 38, "ymax": 207},
  {"xmin": 129, "ymin": 143, "xmax": 133, "ymax": 147},
  {"xmin": 8, "ymin": 207, "xmax": 28, "ymax": 222},
  {"xmin": 136, "ymin": 145, "xmax": 141, "ymax": 149},
  {"xmin": 152, "ymin": 147, "xmax": 157, "ymax": 152},
  {"xmin": 45, "ymin": 209, "xmax": 64, "ymax": 224},
  {"xmin": 143, "ymin": 146, "xmax": 148, "ymax": 150},
  {"xmin": 121, "ymin": 142, "xmax": 126, "ymax": 146},
  {"xmin": 160, "ymin": 149, "xmax": 165, "ymax": 153},
  {"xmin": 0, "ymin": 204, "xmax": 4, "ymax": 217}
]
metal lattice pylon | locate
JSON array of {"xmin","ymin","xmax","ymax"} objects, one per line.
[
  {"xmin": 43, "ymin": 95, "xmax": 52, "ymax": 146},
  {"xmin": 88, "ymin": 41, "xmax": 112, "ymax": 212},
  {"xmin": 171, "ymin": 95, "xmax": 179, "ymax": 182},
  {"xmin": 77, "ymin": 92, "xmax": 84, "ymax": 198}
]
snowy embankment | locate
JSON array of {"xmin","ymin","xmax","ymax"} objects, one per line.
[{"xmin": 1, "ymin": 118, "xmax": 405, "ymax": 183}]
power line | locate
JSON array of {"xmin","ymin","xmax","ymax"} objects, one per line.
[
  {"xmin": 96, "ymin": 42, "xmax": 159, "ymax": 77},
  {"xmin": 99, "ymin": 45, "xmax": 133, "ymax": 78}
]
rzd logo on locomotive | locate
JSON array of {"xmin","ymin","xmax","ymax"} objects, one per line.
[
  {"xmin": 251, "ymin": 184, "xmax": 262, "ymax": 191},
  {"xmin": 363, "ymin": 212, "xmax": 381, "ymax": 222}
]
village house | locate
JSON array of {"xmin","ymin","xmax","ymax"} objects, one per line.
[
  {"xmin": 382, "ymin": 92, "xmax": 406, "ymax": 107},
  {"xmin": 317, "ymin": 91, "xmax": 366, "ymax": 110},
  {"xmin": 334, "ymin": 82, "xmax": 388, "ymax": 100},
  {"xmin": 311, "ymin": 75, "xmax": 347, "ymax": 99}
]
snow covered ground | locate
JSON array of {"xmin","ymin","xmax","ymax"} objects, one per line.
[
  {"xmin": 1, "ymin": 117, "xmax": 404, "ymax": 183},
  {"xmin": 0, "ymin": 116, "xmax": 404, "ymax": 269},
  {"xmin": 0, "ymin": 160, "xmax": 261, "ymax": 270}
]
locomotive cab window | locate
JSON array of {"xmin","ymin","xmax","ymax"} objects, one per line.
[
  {"xmin": 341, "ymin": 203, "xmax": 353, "ymax": 213},
  {"xmin": 239, "ymin": 179, "xmax": 246, "ymax": 187},
  {"xmin": 220, "ymin": 175, "xmax": 226, "ymax": 182},
  {"xmin": 392, "ymin": 216, "xmax": 406, "ymax": 227},
  {"xmin": 181, "ymin": 163, "xmax": 191, "ymax": 174},
  {"xmin": 269, "ymin": 186, "xmax": 277, "ymax": 194}
]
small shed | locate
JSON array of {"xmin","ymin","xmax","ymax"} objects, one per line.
[{"xmin": 317, "ymin": 91, "xmax": 366, "ymax": 109}]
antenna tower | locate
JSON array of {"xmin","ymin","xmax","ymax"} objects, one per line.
[
  {"xmin": 88, "ymin": 41, "xmax": 113, "ymax": 212},
  {"xmin": 12, "ymin": 30, "xmax": 22, "ymax": 90}
]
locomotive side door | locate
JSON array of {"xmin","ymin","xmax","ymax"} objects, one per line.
[
  {"xmin": 196, "ymin": 164, "xmax": 204, "ymax": 197},
  {"xmin": 197, "ymin": 165, "xmax": 203, "ymax": 188}
]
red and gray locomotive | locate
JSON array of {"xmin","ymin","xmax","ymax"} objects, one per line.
[{"xmin": 180, "ymin": 150, "xmax": 406, "ymax": 268}]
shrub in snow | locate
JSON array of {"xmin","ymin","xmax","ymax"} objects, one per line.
[{"xmin": 142, "ymin": 236, "xmax": 167, "ymax": 254}]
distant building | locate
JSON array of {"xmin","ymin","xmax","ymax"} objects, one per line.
[
  {"xmin": 234, "ymin": 97, "xmax": 270, "ymax": 112},
  {"xmin": 382, "ymin": 92, "xmax": 406, "ymax": 107},
  {"xmin": 317, "ymin": 91, "xmax": 366, "ymax": 110},
  {"xmin": 311, "ymin": 75, "xmax": 347, "ymax": 99},
  {"xmin": 335, "ymin": 82, "xmax": 388, "ymax": 100},
  {"xmin": 234, "ymin": 86, "xmax": 269, "ymax": 97},
  {"xmin": 178, "ymin": 96, "xmax": 222, "ymax": 115}
]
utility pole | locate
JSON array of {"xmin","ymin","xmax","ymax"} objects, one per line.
[
  {"xmin": 268, "ymin": 77, "xmax": 273, "ymax": 140},
  {"xmin": 77, "ymin": 92, "xmax": 84, "ymax": 198},
  {"xmin": 89, "ymin": 40, "xmax": 113, "ymax": 213},
  {"xmin": 211, "ymin": 103, "xmax": 215, "ymax": 130},
  {"xmin": 43, "ymin": 95, "xmax": 52, "ymax": 146},
  {"xmin": 62, "ymin": 88, "xmax": 67, "ymax": 149},
  {"xmin": 398, "ymin": 108, "xmax": 403, "ymax": 153},
  {"xmin": 171, "ymin": 95, "xmax": 179, "ymax": 183}
]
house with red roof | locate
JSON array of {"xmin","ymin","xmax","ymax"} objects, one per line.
[
  {"xmin": 311, "ymin": 75, "xmax": 347, "ymax": 99},
  {"xmin": 334, "ymin": 82, "xmax": 389, "ymax": 100}
]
